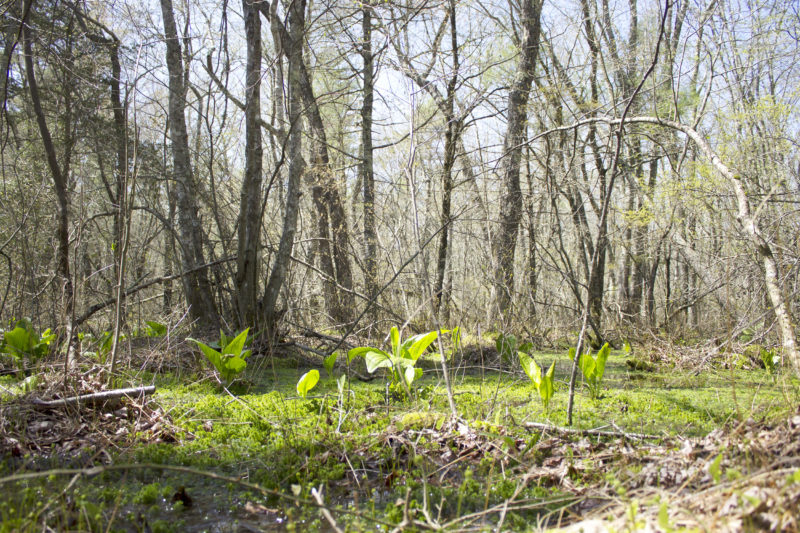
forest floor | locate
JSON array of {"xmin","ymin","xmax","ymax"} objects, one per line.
[{"xmin": 1, "ymin": 334, "xmax": 799, "ymax": 532}]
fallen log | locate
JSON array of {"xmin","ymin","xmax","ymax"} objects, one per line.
[{"xmin": 31, "ymin": 386, "xmax": 156, "ymax": 409}]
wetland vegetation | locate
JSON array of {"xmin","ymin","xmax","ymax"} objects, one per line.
[{"xmin": 2, "ymin": 331, "xmax": 799, "ymax": 531}]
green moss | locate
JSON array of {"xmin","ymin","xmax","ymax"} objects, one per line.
[{"xmin": 3, "ymin": 353, "xmax": 797, "ymax": 531}]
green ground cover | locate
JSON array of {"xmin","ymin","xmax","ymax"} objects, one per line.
[{"xmin": 1, "ymin": 345, "xmax": 797, "ymax": 531}]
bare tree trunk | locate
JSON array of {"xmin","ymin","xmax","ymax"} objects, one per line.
[
  {"xmin": 259, "ymin": 0, "xmax": 353, "ymax": 325},
  {"xmin": 159, "ymin": 0, "xmax": 219, "ymax": 329},
  {"xmin": 361, "ymin": 4, "xmax": 377, "ymax": 309},
  {"xmin": 22, "ymin": 11, "xmax": 76, "ymax": 366},
  {"xmin": 492, "ymin": 0, "xmax": 543, "ymax": 321},
  {"xmin": 434, "ymin": 0, "xmax": 461, "ymax": 322},
  {"xmin": 260, "ymin": 0, "xmax": 305, "ymax": 331},
  {"xmin": 235, "ymin": 0, "xmax": 264, "ymax": 328}
]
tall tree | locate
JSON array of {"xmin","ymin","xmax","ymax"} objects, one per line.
[
  {"xmin": 258, "ymin": 0, "xmax": 354, "ymax": 325},
  {"xmin": 235, "ymin": 0, "xmax": 264, "ymax": 327},
  {"xmin": 260, "ymin": 0, "xmax": 306, "ymax": 329},
  {"xmin": 159, "ymin": 0, "xmax": 219, "ymax": 329},
  {"xmin": 361, "ymin": 2, "xmax": 378, "ymax": 309},
  {"xmin": 492, "ymin": 0, "xmax": 544, "ymax": 321}
]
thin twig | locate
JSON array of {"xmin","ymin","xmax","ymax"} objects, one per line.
[{"xmin": 523, "ymin": 422, "xmax": 662, "ymax": 441}]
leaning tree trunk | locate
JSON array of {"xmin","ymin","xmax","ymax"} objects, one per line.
[
  {"xmin": 577, "ymin": 115, "xmax": 800, "ymax": 374},
  {"xmin": 492, "ymin": 0, "xmax": 543, "ymax": 321},
  {"xmin": 159, "ymin": 0, "xmax": 219, "ymax": 329},
  {"xmin": 259, "ymin": 0, "xmax": 353, "ymax": 325},
  {"xmin": 235, "ymin": 0, "xmax": 264, "ymax": 328}
]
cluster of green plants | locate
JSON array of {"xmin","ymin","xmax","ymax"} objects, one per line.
[
  {"xmin": 519, "ymin": 353, "xmax": 556, "ymax": 410},
  {"xmin": 347, "ymin": 326, "xmax": 454, "ymax": 399},
  {"xmin": 0, "ymin": 318, "xmax": 55, "ymax": 372},
  {"xmin": 139, "ymin": 320, "xmax": 168, "ymax": 338},
  {"xmin": 294, "ymin": 326, "xmax": 463, "ymax": 402},
  {"xmin": 495, "ymin": 333, "xmax": 532, "ymax": 366},
  {"xmin": 569, "ymin": 342, "xmax": 611, "ymax": 400},
  {"xmin": 497, "ymin": 329, "xmax": 612, "ymax": 411},
  {"xmin": 188, "ymin": 329, "xmax": 253, "ymax": 385}
]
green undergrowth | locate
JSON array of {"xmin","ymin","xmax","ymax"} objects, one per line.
[{"xmin": 1, "ymin": 348, "xmax": 797, "ymax": 531}]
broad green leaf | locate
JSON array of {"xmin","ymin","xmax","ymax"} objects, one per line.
[
  {"xmin": 394, "ymin": 356, "xmax": 416, "ymax": 369},
  {"xmin": 405, "ymin": 331, "xmax": 440, "ymax": 361},
  {"xmin": 347, "ymin": 346, "xmax": 375, "ymax": 363},
  {"xmin": 39, "ymin": 328, "xmax": 56, "ymax": 345},
  {"xmin": 519, "ymin": 342, "xmax": 533, "ymax": 354},
  {"xmin": 539, "ymin": 361, "xmax": 556, "ymax": 408},
  {"xmin": 390, "ymin": 327, "xmax": 400, "ymax": 358},
  {"xmin": 4, "ymin": 327, "xmax": 33, "ymax": 354},
  {"xmin": 100, "ymin": 332, "xmax": 114, "ymax": 355},
  {"xmin": 219, "ymin": 329, "xmax": 231, "ymax": 348},
  {"xmin": 336, "ymin": 374, "xmax": 346, "ymax": 394},
  {"xmin": 146, "ymin": 321, "xmax": 167, "ymax": 337},
  {"xmin": 545, "ymin": 360, "xmax": 556, "ymax": 379},
  {"xmin": 365, "ymin": 350, "xmax": 393, "ymax": 373},
  {"xmin": 568, "ymin": 347, "xmax": 576, "ymax": 361},
  {"xmin": 404, "ymin": 366, "xmax": 417, "ymax": 387},
  {"xmin": 518, "ymin": 352, "xmax": 539, "ymax": 384},
  {"xmin": 240, "ymin": 349, "xmax": 252, "ymax": 360},
  {"xmin": 324, "ymin": 352, "xmax": 338, "ymax": 376},
  {"xmin": 297, "ymin": 369, "xmax": 319, "ymax": 398},
  {"xmin": 578, "ymin": 352, "xmax": 596, "ymax": 382},
  {"xmin": 451, "ymin": 327, "xmax": 461, "ymax": 352},
  {"xmin": 227, "ymin": 355, "xmax": 247, "ymax": 374},
  {"xmin": 223, "ymin": 328, "xmax": 249, "ymax": 356},
  {"xmin": 192, "ymin": 341, "xmax": 224, "ymax": 372}
]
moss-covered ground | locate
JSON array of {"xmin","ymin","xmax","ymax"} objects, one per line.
[{"xmin": 1, "ymin": 344, "xmax": 797, "ymax": 532}]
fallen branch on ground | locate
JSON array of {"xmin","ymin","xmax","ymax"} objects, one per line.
[
  {"xmin": 523, "ymin": 422, "xmax": 662, "ymax": 441},
  {"xmin": 32, "ymin": 385, "xmax": 156, "ymax": 408}
]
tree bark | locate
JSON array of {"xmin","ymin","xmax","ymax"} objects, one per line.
[
  {"xmin": 492, "ymin": 0, "xmax": 543, "ymax": 321},
  {"xmin": 260, "ymin": 0, "xmax": 306, "ymax": 330},
  {"xmin": 361, "ymin": 4, "xmax": 378, "ymax": 311},
  {"xmin": 159, "ymin": 0, "xmax": 219, "ymax": 329},
  {"xmin": 235, "ymin": 0, "xmax": 264, "ymax": 328}
]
